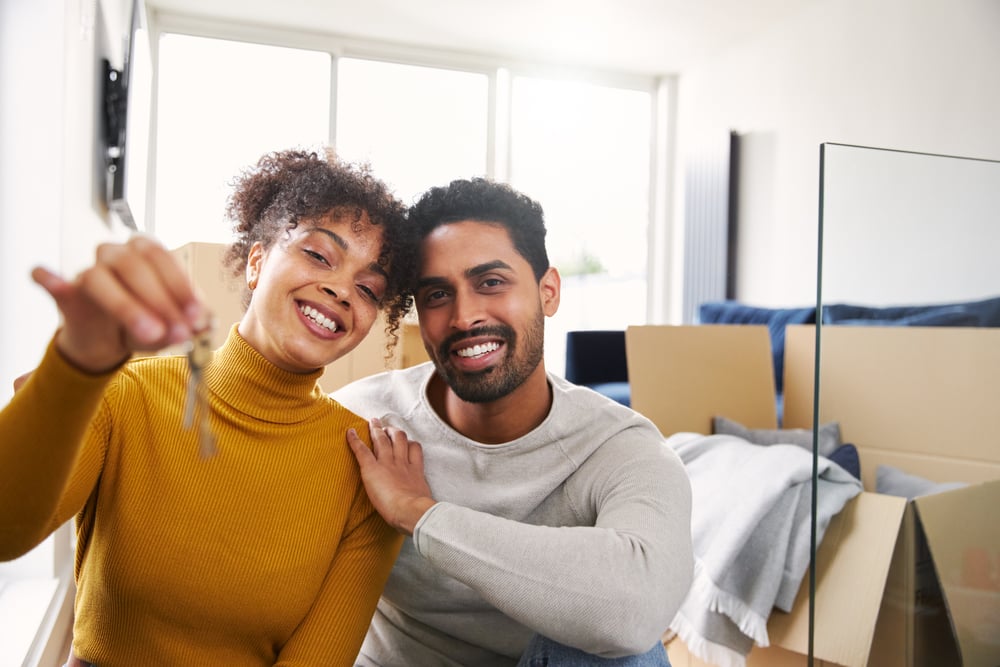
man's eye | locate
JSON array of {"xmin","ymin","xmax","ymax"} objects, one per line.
[
  {"xmin": 480, "ymin": 278, "xmax": 504, "ymax": 289},
  {"xmin": 424, "ymin": 289, "xmax": 449, "ymax": 304}
]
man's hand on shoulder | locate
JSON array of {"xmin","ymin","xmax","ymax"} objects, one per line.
[{"xmin": 347, "ymin": 417, "xmax": 437, "ymax": 535}]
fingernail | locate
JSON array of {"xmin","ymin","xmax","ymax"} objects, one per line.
[
  {"xmin": 133, "ymin": 316, "xmax": 165, "ymax": 343},
  {"xmin": 169, "ymin": 323, "xmax": 191, "ymax": 344},
  {"xmin": 187, "ymin": 303, "xmax": 211, "ymax": 332},
  {"xmin": 347, "ymin": 428, "xmax": 357, "ymax": 437}
]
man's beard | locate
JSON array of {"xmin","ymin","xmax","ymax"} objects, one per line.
[{"xmin": 432, "ymin": 312, "xmax": 545, "ymax": 404}]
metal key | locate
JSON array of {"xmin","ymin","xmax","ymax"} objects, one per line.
[{"xmin": 183, "ymin": 327, "xmax": 216, "ymax": 458}]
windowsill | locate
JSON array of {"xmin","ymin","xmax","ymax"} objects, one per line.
[{"xmin": 0, "ymin": 571, "xmax": 74, "ymax": 667}]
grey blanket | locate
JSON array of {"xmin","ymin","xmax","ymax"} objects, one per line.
[{"xmin": 665, "ymin": 433, "xmax": 862, "ymax": 667}]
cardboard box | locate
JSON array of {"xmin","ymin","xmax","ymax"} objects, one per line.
[
  {"xmin": 784, "ymin": 324, "xmax": 1000, "ymax": 666},
  {"xmin": 626, "ymin": 324, "xmax": 1000, "ymax": 667},
  {"xmin": 169, "ymin": 242, "xmax": 427, "ymax": 393}
]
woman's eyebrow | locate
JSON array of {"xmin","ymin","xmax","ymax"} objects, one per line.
[
  {"xmin": 311, "ymin": 228, "xmax": 386, "ymax": 279},
  {"xmin": 313, "ymin": 228, "xmax": 348, "ymax": 250}
]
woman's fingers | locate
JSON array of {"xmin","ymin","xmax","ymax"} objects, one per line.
[
  {"xmin": 369, "ymin": 417, "xmax": 416, "ymax": 463},
  {"xmin": 95, "ymin": 237, "xmax": 206, "ymax": 343},
  {"xmin": 30, "ymin": 237, "xmax": 210, "ymax": 372},
  {"xmin": 128, "ymin": 236, "xmax": 209, "ymax": 330}
]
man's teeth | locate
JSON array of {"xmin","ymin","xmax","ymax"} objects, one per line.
[
  {"xmin": 300, "ymin": 305, "xmax": 338, "ymax": 332},
  {"xmin": 456, "ymin": 342, "xmax": 500, "ymax": 358}
]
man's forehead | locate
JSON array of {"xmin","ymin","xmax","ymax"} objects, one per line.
[{"xmin": 420, "ymin": 221, "xmax": 519, "ymax": 268}]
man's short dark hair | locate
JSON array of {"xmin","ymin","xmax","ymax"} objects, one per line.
[{"xmin": 408, "ymin": 178, "xmax": 550, "ymax": 281}]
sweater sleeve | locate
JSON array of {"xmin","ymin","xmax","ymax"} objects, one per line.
[
  {"xmin": 276, "ymin": 432, "xmax": 404, "ymax": 667},
  {"xmin": 0, "ymin": 337, "xmax": 112, "ymax": 560},
  {"xmin": 411, "ymin": 435, "xmax": 694, "ymax": 658}
]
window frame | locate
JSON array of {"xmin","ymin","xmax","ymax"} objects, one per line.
[{"xmin": 148, "ymin": 10, "xmax": 673, "ymax": 326}]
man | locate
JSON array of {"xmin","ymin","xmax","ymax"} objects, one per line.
[{"xmin": 340, "ymin": 178, "xmax": 693, "ymax": 666}]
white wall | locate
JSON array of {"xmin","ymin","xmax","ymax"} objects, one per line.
[
  {"xmin": 673, "ymin": 0, "xmax": 1000, "ymax": 310},
  {"xmin": 0, "ymin": 0, "xmax": 131, "ymax": 403},
  {"xmin": 0, "ymin": 2, "xmax": 132, "ymax": 646}
]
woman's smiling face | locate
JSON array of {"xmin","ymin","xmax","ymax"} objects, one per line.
[{"xmin": 238, "ymin": 209, "xmax": 388, "ymax": 374}]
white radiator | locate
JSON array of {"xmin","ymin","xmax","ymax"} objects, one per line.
[{"xmin": 682, "ymin": 131, "xmax": 736, "ymax": 324}]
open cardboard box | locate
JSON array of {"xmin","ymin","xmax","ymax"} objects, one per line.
[{"xmin": 626, "ymin": 324, "xmax": 1000, "ymax": 667}]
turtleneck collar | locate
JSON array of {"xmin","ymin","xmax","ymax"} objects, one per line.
[{"xmin": 203, "ymin": 324, "xmax": 327, "ymax": 425}]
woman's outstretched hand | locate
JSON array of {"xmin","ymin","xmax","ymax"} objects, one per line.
[{"xmin": 32, "ymin": 235, "xmax": 209, "ymax": 374}]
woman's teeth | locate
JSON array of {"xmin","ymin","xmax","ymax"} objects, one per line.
[
  {"xmin": 300, "ymin": 305, "xmax": 338, "ymax": 332},
  {"xmin": 456, "ymin": 342, "xmax": 500, "ymax": 358}
]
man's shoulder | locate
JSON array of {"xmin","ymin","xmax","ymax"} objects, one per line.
[
  {"xmin": 330, "ymin": 362, "xmax": 433, "ymax": 416},
  {"xmin": 549, "ymin": 374, "xmax": 666, "ymax": 448}
]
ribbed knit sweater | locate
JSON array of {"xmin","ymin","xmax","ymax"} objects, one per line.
[{"xmin": 0, "ymin": 326, "xmax": 402, "ymax": 666}]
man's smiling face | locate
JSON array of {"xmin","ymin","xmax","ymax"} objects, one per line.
[{"xmin": 414, "ymin": 220, "xmax": 555, "ymax": 404}]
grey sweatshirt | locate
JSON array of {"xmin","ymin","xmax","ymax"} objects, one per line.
[{"xmin": 333, "ymin": 363, "xmax": 694, "ymax": 667}]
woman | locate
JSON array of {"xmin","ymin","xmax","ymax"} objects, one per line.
[{"xmin": 0, "ymin": 148, "xmax": 416, "ymax": 665}]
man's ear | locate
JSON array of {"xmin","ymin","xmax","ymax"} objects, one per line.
[{"xmin": 539, "ymin": 266, "xmax": 561, "ymax": 317}]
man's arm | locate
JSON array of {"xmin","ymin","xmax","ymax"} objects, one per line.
[
  {"xmin": 412, "ymin": 441, "xmax": 693, "ymax": 657},
  {"xmin": 347, "ymin": 420, "xmax": 694, "ymax": 657}
]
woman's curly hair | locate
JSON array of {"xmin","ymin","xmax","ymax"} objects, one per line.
[{"xmin": 222, "ymin": 148, "xmax": 415, "ymax": 349}]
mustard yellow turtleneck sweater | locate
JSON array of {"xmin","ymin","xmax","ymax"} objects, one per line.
[{"xmin": 0, "ymin": 325, "xmax": 402, "ymax": 666}]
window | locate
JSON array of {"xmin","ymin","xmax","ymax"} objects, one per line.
[
  {"xmin": 152, "ymin": 32, "xmax": 658, "ymax": 376},
  {"xmin": 335, "ymin": 58, "xmax": 490, "ymax": 203},
  {"xmin": 154, "ymin": 35, "xmax": 331, "ymax": 250},
  {"xmin": 508, "ymin": 75, "xmax": 652, "ymax": 372}
]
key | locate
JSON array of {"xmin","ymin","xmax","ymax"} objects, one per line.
[{"xmin": 183, "ymin": 326, "xmax": 216, "ymax": 458}]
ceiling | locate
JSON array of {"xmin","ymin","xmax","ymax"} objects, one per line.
[{"xmin": 146, "ymin": 0, "xmax": 818, "ymax": 76}]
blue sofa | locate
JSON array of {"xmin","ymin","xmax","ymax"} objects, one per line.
[
  {"xmin": 698, "ymin": 295, "xmax": 1000, "ymax": 423},
  {"xmin": 564, "ymin": 330, "xmax": 631, "ymax": 406}
]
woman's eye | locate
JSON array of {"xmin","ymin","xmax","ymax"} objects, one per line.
[
  {"xmin": 358, "ymin": 284, "xmax": 381, "ymax": 303},
  {"xmin": 305, "ymin": 249, "xmax": 330, "ymax": 265}
]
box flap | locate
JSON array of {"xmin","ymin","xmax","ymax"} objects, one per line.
[
  {"xmin": 625, "ymin": 325, "xmax": 777, "ymax": 436},
  {"xmin": 767, "ymin": 491, "xmax": 906, "ymax": 667},
  {"xmin": 913, "ymin": 479, "xmax": 1000, "ymax": 667}
]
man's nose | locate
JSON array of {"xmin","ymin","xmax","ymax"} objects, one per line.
[{"xmin": 450, "ymin": 292, "xmax": 487, "ymax": 330}]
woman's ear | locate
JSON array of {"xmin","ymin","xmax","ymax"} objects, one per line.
[
  {"xmin": 246, "ymin": 242, "xmax": 264, "ymax": 290},
  {"xmin": 539, "ymin": 266, "xmax": 561, "ymax": 317}
]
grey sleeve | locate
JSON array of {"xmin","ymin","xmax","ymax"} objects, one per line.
[{"xmin": 412, "ymin": 441, "xmax": 694, "ymax": 658}]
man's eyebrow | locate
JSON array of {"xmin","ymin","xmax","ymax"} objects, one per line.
[
  {"xmin": 416, "ymin": 260, "xmax": 513, "ymax": 291},
  {"xmin": 312, "ymin": 227, "xmax": 387, "ymax": 279},
  {"xmin": 416, "ymin": 275, "xmax": 448, "ymax": 290},
  {"xmin": 465, "ymin": 260, "xmax": 513, "ymax": 278}
]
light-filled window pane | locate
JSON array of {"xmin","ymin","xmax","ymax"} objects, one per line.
[
  {"xmin": 154, "ymin": 35, "xmax": 331, "ymax": 250},
  {"xmin": 335, "ymin": 58, "xmax": 489, "ymax": 204},
  {"xmin": 509, "ymin": 76, "xmax": 651, "ymax": 375}
]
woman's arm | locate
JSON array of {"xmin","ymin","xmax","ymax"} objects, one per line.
[
  {"xmin": 276, "ymin": 480, "xmax": 403, "ymax": 666},
  {"xmin": 0, "ymin": 339, "xmax": 113, "ymax": 558}
]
